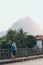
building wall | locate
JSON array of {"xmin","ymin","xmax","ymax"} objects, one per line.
[{"xmin": 36, "ymin": 40, "xmax": 42, "ymax": 49}]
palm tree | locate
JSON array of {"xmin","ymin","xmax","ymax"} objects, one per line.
[{"xmin": 16, "ymin": 28, "xmax": 27, "ymax": 48}]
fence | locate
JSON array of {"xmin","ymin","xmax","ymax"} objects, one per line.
[
  {"xmin": 0, "ymin": 48, "xmax": 43, "ymax": 59},
  {"xmin": 0, "ymin": 49, "xmax": 11, "ymax": 59},
  {"xmin": 16, "ymin": 48, "xmax": 43, "ymax": 57}
]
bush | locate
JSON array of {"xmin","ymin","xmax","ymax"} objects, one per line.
[{"xmin": 0, "ymin": 40, "xmax": 12, "ymax": 49}]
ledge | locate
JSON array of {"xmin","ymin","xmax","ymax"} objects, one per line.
[{"xmin": 0, "ymin": 55, "xmax": 43, "ymax": 65}]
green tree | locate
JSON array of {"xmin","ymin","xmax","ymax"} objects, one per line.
[
  {"xmin": 16, "ymin": 28, "xmax": 27, "ymax": 48},
  {"xmin": 26, "ymin": 35, "xmax": 36, "ymax": 48},
  {"xmin": 0, "ymin": 39, "xmax": 12, "ymax": 49},
  {"xmin": 0, "ymin": 40, "xmax": 2, "ymax": 49},
  {"xmin": 6, "ymin": 30, "xmax": 17, "ymax": 42}
]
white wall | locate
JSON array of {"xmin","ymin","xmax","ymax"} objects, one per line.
[{"xmin": 37, "ymin": 40, "xmax": 42, "ymax": 49}]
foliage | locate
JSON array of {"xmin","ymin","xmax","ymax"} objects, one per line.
[
  {"xmin": 6, "ymin": 30, "xmax": 17, "ymax": 42},
  {"xmin": 26, "ymin": 35, "xmax": 36, "ymax": 48},
  {"xmin": 0, "ymin": 29, "xmax": 37, "ymax": 49},
  {"xmin": 0, "ymin": 40, "xmax": 12, "ymax": 49},
  {"xmin": 16, "ymin": 29, "xmax": 27, "ymax": 48}
]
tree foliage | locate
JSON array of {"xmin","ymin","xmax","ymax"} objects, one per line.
[
  {"xmin": 26, "ymin": 35, "xmax": 36, "ymax": 48},
  {"xmin": 16, "ymin": 29, "xmax": 27, "ymax": 48},
  {"xmin": 6, "ymin": 30, "xmax": 17, "ymax": 42},
  {"xmin": 0, "ymin": 29, "xmax": 37, "ymax": 49}
]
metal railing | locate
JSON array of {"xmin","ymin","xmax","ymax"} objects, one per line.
[
  {"xmin": 0, "ymin": 49, "xmax": 11, "ymax": 59},
  {"xmin": 16, "ymin": 48, "xmax": 43, "ymax": 57},
  {"xmin": 0, "ymin": 48, "xmax": 43, "ymax": 59}
]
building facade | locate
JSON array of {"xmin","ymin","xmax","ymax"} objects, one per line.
[{"xmin": 36, "ymin": 35, "xmax": 43, "ymax": 50}]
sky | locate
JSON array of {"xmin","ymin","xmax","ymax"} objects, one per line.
[{"xmin": 0, "ymin": 0, "xmax": 43, "ymax": 32}]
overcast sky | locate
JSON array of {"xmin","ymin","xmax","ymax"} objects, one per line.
[{"xmin": 0, "ymin": 0, "xmax": 43, "ymax": 32}]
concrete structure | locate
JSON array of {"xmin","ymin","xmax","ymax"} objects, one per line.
[
  {"xmin": 36, "ymin": 35, "xmax": 43, "ymax": 50},
  {"xmin": 36, "ymin": 40, "xmax": 42, "ymax": 49},
  {"xmin": 4, "ymin": 58, "xmax": 43, "ymax": 65}
]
